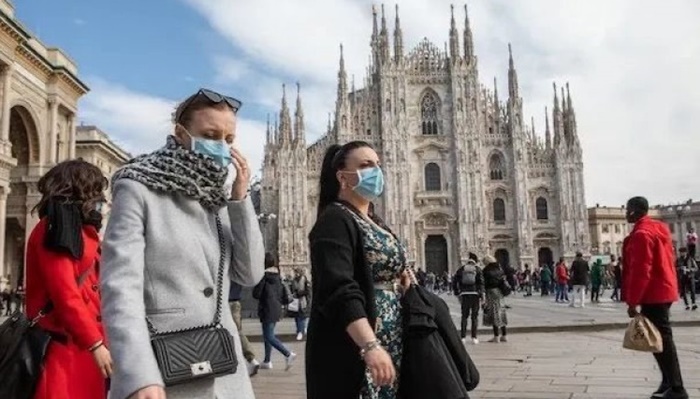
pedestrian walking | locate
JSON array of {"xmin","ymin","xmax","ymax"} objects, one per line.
[
  {"xmin": 555, "ymin": 258, "xmax": 569, "ymax": 303},
  {"xmin": 590, "ymin": 259, "xmax": 605, "ymax": 303},
  {"xmin": 686, "ymin": 228, "xmax": 697, "ymax": 259},
  {"xmin": 610, "ymin": 255, "xmax": 622, "ymax": 302},
  {"xmin": 482, "ymin": 255, "xmax": 509, "ymax": 343},
  {"xmin": 623, "ymin": 196, "xmax": 688, "ymax": 399},
  {"xmin": 676, "ymin": 247, "xmax": 697, "ymax": 311},
  {"xmin": 100, "ymin": 88, "xmax": 264, "ymax": 399},
  {"xmin": 306, "ymin": 141, "xmax": 411, "ymax": 399},
  {"xmin": 540, "ymin": 265, "xmax": 552, "ymax": 296},
  {"xmin": 452, "ymin": 255, "xmax": 484, "ymax": 344},
  {"xmin": 228, "ymin": 281, "xmax": 261, "ymax": 376},
  {"xmin": 24, "ymin": 160, "xmax": 113, "ymax": 399},
  {"xmin": 569, "ymin": 253, "xmax": 589, "ymax": 308},
  {"xmin": 253, "ymin": 253, "xmax": 296, "ymax": 371},
  {"xmin": 289, "ymin": 267, "xmax": 311, "ymax": 341}
]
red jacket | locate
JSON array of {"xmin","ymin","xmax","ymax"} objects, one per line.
[
  {"xmin": 25, "ymin": 219, "xmax": 106, "ymax": 399},
  {"xmin": 555, "ymin": 263, "xmax": 569, "ymax": 284},
  {"xmin": 622, "ymin": 216, "xmax": 679, "ymax": 307}
]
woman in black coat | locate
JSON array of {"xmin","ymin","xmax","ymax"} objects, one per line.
[
  {"xmin": 306, "ymin": 142, "xmax": 410, "ymax": 399},
  {"xmin": 253, "ymin": 253, "xmax": 296, "ymax": 371}
]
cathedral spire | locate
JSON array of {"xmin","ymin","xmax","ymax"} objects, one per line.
[
  {"xmin": 545, "ymin": 106, "xmax": 552, "ymax": 150},
  {"xmin": 393, "ymin": 4, "xmax": 403, "ymax": 63},
  {"xmin": 530, "ymin": 116, "xmax": 536, "ymax": 142},
  {"xmin": 379, "ymin": 4, "xmax": 390, "ymax": 63},
  {"xmin": 266, "ymin": 113, "xmax": 271, "ymax": 145},
  {"xmin": 493, "ymin": 76, "xmax": 500, "ymax": 117},
  {"xmin": 372, "ymin": 5, "xmax": 379, "ymax": 41},
  {"xmin": 337, "ymin": 44, "xmax": 348, "ymax": 102},
  {"xmin": 449, "ymin": 4, "xmax": 460, "ymax": 62},
  {"xmin": 552, "ymin": 82, "xmax": 562, "ymax": 147},
  {"xmin": 463, "ymin": 4, "xmax": 474, "ymax": 61},
  {"xmin": 327, "ymin": 112, "xmax": 332, "ymax": 133},
  {"xmin": 566, "ymin": 82, "xmax": 579, "ymax": 147},
  {"xmin": 507, "ymin": 43, "xmax": 520, "ymax": 100},
  {"xmin": 278, "ymin": 84, "xmax": 292, "ymax": 143},
  {"xmin": 294, "ymin": 82, "xmax": 305, "ymax": 144}
]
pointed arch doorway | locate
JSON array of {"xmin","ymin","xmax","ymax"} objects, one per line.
[{"xmin": 424, "ymin": 235, "xmax": 448, "ymax": 275}]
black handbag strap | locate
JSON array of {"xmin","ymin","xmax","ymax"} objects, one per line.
[
  {"xmin": 147, "ymin": 214, "xmax": 226, "ymax": 336},
  {"xmin": 33, "ymin": 261, "xmax": 95, "ymax": 324}
]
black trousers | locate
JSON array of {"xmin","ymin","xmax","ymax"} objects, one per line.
[
  {"xmin": 680, "ymin": 276, "xmax": 696, "ymax": 306},
  {"xmin": 640, "ymin": 303, "xmax": 685, "ymax": 390},
  {"xmin": 459, "ymin": 295, "xmax": 480, "ymax": 339},
  {"xmin": 591, "ymin": 285, "xmax": 601, "ymax": 302},
  {"xmin": 688, "ymin": 243, "xmax": 696, "ymax": 259}
]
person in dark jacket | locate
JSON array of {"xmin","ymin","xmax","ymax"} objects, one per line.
[
  {"xmin": 306, "ymin": 142, "xmax": 410, "ymax": 399},
  {"xmin": 229, "ymin": 281, "xmax": 260, "ymax": 375},
  {"xmin": 452, "ymin": 255, "xmax": 484, "ymax": 344},
  {"xmin": 676, "ymin": 247, "xmax": 697, "ymax": 311},
  {"xmin": 253, "ymin": 253, "xmax": 296, "ymax": 371},
  {"xmin": 482, "ymin": 255, "xmax": 508, "ymax": 342},
  {"xmin": 569, "ymin": 252, "xmax": 590, "ymax": 308},
  {"xmin": 610, "ymin": 254, "xmax": 622, "ymax": 302}
]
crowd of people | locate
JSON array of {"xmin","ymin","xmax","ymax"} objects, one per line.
[{"xmin": 0, "ymin": 87, "xmax": 693, "ymax": 399}]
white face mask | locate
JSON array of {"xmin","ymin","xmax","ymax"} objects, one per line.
[{"xmin": 223, "ymin": 163, "xmax": 237, "ymax": 198}]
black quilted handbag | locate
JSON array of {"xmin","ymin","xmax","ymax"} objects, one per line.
[{"xmin": 148, "ymin": 215, "xmax": 238, "ymax": 386}]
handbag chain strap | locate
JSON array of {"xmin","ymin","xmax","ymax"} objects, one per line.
[{"xmin": 147, "ymin": 214, "xmax": 226, "ymax": 336}]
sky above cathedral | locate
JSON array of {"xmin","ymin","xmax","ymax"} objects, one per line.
[{"xmin": 17, "ymin": 0, "xmax": 700, "ymax": 206}]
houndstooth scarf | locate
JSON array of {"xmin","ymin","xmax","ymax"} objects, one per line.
[{"xmin": 112, "ymin": 136, "xmax": 229, "ymax": 211}]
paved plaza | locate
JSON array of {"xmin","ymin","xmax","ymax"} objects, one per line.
[
  {"xmin": 242, "ymin": 292, "xmax": 700, "ymax": 339},
  {"xmin": 251, "ymin": 326, "xmax": 700, "ymax": 399}
]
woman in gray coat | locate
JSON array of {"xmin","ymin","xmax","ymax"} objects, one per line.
[{"xmin": 100, "ymin": 89, "xmax": 264, "ymax": 399}]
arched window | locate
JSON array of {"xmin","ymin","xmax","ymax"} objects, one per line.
[
  {"xmin": 489, "ymin": 152, "xmax": 505, "ymax": 180},
  {"xmin": 536, "ymin": 197, "xmax": 548, "ymax": 220},
  {"xmin": 424, "ymin": 163, "xmax": 441, "ymax": 191},
  {"xmin": 493, "ymin": 198, "xmax": 506, "ymax": 223},
  {"xmin": 421, "ymin": 92, "xmax": 439, "ymax": 135}
]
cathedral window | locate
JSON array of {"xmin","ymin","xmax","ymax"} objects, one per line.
[
  {"xmin": 420, "ymin": 92, "xmax": 440, "ymax": 135},
  {"xmin": 493, "ymin": 198, "xmax": 506, "ymax": 224},
  {"xmin": 536, "ymin": 197, "xmax": 549, "ymax": 220},
  {"xmin": 489, "ymin": 152, "xmax": 505, "ymax": 180},
  {"xmin": 424, "ymin": 163, "xmax": 441, "ymax": 191}
]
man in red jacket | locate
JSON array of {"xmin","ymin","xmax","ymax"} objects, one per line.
[{"xmin": 623, "ymin": 196, "xmax": 688, "ymax": 399}]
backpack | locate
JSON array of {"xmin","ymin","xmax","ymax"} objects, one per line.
[{"xmin": 461, "ymin": 265, "xmax": 477, "ymax": 286}]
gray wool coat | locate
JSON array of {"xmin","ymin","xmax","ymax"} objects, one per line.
[{"xmin": 100, "ymin": 179, "xmax": 264, "ymax": 399}]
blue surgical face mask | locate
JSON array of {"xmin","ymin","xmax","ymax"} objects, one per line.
[
  {"xmin": 183, "ymin": 127, "xmax": 232, "ymax": 167},
  {"xmin": 351, "ymin": 166, "xmax": 384, "ymax": 200}
]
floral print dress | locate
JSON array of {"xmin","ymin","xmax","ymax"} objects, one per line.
[{"xmin": 341, "ymin": 205, "xmax": 407, "ymax": 399}]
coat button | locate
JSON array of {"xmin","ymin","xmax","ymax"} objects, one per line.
[
  {"xmin": 96, "ymin": 315, "xmax": 102, "ymax": 322},
  {"xmin": 203, "ymin": 287, "xmax": 214, "ymax": 297},
  {"xmin": 92, "ymin": 284, "xmax": 99, "ymax": 292}
]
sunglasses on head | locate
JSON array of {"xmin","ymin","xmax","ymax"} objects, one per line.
[{"xmin": 174, "ymin": 88, "xmax": 243, "ymax": 123}]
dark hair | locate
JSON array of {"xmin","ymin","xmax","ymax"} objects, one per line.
[
  {"xmin": 33, "ymin": 159, "xmax": 108, "ymax": 219},
  {"xmin": 317, "ymin": 140, "xmax": 373, "ymax": 217},
  {"xmin": 627, "ymin": 196, "xmax": 649, "ymax": 216},
  {"xmin": 174, "ymin": 95, "xmax": 231, "ymax": 129},
  {"xmin": 575, "ymin": 252, "xmax": 583, "ymax": 258},
  {"xmin": 264, "ymin": 252, "xmax": 276, "ymax": 269}
]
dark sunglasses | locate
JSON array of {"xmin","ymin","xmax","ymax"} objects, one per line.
[{"xmin": 174, "ymin": 88, "xmax": 243, "ymax": 123}]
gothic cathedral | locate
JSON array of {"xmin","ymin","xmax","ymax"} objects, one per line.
[{"xmin": 260, "ymin": 4, "xmax": 589, "ymax": 274}]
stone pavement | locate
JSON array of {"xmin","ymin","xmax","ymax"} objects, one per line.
[
  {"xmin": 242, "ymin": 292, "xmax": 700, "ymax": 340},
  {"xmin": 251, "ymin": 326, "xmax": 700, "ymax": 399}
]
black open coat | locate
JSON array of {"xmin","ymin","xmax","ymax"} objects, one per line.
[
  {"xmin": 306, "ymin": 202, "xmax": 376, "ymax": 399},
  {"xmin": 399, "ymin": 285, "xmax": 479, "ymax": 399}
]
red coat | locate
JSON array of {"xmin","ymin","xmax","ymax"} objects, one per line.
[
  {"xmin": 622, "ymin": 216, "xmax": 679, "ymax": 307},
  {"xmin": 25, "ymin": 219, "xmax": 106, "ymax": 399},
  {"xmin": 555, "ymin": 263, "xmax": 569, "ymax": 284}
]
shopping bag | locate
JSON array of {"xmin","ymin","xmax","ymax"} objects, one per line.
[
  {"xmin": 287, "ymin": 298, "xmax": 300, "ymax": 313},
  {"xmin": 622, "ymin": 314, "xmax": 663, "ymax": 353}
]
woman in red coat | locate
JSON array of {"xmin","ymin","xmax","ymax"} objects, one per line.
[{"xmin": 24, "ymin": 159, "xmax": 113, "ymax": 399}]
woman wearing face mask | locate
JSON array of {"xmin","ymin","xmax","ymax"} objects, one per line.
[
  {"xmin": 25, "ymin": 159, "xmax": 112, "ymax": 399},
  {"xmin": 100, "ymin": 89, "xmax": 264, "ymax": 399},
  {"xmin": 306, "ymin": 141, "xmax": 411, "ymax": 399}
]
